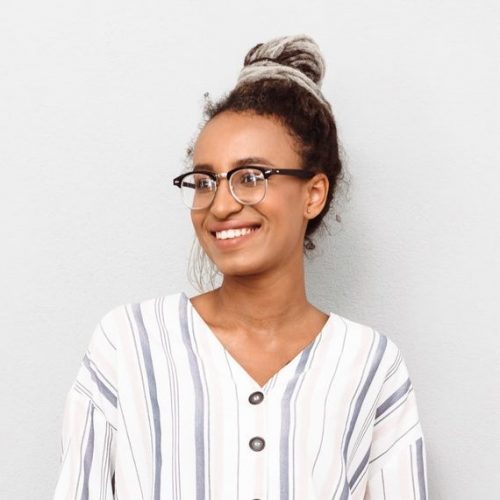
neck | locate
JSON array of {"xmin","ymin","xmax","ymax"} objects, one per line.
[{"xmin": 213, "ymin": 259, "xmax": 310, "ymax": 332}]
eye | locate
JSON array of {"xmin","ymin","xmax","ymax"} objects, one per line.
[
  {"xmin": 194, "ymin": 176, "xmax": 214, "ymax": 190},
  {"xmin": 241, "ymin": 173, "xmax": 258, "ymax": 184},
  {"xmin": 235, "ymin": 168, "xmax": 264, "ymax": 187}
]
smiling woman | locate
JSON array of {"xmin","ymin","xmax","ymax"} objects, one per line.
[{"xmin": 53, "ymin": 34, "xmax": 428, "ymax": 500}]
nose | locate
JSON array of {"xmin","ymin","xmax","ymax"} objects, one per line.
[{"xmin": 209, "ymin": 178, "xmax": 243, "ymax": 218}]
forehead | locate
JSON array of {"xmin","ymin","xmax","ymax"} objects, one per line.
[{"xmin": 192, "ymin": 111, "xmax": 301, "ymax": 169}]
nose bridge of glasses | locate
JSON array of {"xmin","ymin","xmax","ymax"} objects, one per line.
[
  {"xmin": 211, "ymin": 171, "xmax": 229, "ymax": 191},
  {"xmin": 209, "ymin": 172, "xmax": 226, "ymax": 193},
  {"xmin": 215, "ymin": 172, "xmax": 228, "ymax": 181},
  {"xmin": 210, "ymin": 171, "xmax": 239, "ymax": 207}
]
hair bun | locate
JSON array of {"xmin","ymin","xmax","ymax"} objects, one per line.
[{"xmin": 243, "ymin": 34, "xmax": 325, "ymax": 87}]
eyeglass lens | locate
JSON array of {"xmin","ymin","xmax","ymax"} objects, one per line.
[{"xmin": 180, "ymin": 168, "xmax": 266, "ymax": 209}]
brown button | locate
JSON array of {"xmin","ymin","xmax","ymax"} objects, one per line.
[
  {"xmin": 248, "ymin": 391, "xmax": 264, "ymax": 405},
  {"xmin": 249, "ymin": 436, "xmax": 265, "ymax": 451}
]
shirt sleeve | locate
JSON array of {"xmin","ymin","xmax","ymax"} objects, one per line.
[
  {"xmin": 364, "ymin": 348, "xmax": 428, "ymax": 500},
  {"xmin": 53, "ymin": 309, "xmax": 119, "ymax": 500}
]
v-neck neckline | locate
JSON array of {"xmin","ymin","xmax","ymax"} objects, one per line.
[{"xmin": 184, "ymin": 292, "xmax": 333, "ymax": 391}]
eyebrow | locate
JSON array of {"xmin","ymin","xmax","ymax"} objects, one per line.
[{"xmin": 193, "ymin": 156, "xmax": 275, "ymax": 171}]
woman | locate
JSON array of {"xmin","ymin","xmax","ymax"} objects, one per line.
[{"xmin": 53, "ymin": 34, "xmax": 428, "ymax": 499}]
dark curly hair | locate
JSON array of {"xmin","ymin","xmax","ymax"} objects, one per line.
[{"xmin": 186, "ymin": 35, "xmax": 347, "ymax": 251}]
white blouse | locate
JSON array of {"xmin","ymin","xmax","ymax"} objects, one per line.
[{"xmin": 53, "ymin": 291, "xmax": 428, "ymax": 499}]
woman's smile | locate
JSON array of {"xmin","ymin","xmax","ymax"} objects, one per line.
[{"xmin": 209, "ymin": 222, "xmax": 262, "ymax": 249}]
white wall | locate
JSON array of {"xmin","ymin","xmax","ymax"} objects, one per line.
[{"xmin": 1, "ymin": 0, "xmax": 499, "ymax": 498}]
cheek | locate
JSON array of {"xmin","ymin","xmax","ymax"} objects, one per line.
[
  {"xmin": 189, "ymin": 210, "xmax": 202, "ymax": 227},
  {"xmin": 190, "ymin": 213, "xmax": 205, "ymax": 238},
  {"xmin": 266, "ymin": 186, "xmax": 306, "ymax": 223}
]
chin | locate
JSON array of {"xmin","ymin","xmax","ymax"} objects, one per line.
[{"xmin": 211, "ymin": 253, "xmax": 270, "ymax": 278}]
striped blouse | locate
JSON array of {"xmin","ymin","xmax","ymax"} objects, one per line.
[{"xmin": 53, "ymin": 291, "xmax": 428, "ymax": 499}]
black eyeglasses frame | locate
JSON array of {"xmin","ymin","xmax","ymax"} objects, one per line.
[
  {"xmin": 173, "ymin": 165, "xmax": 316, "ymax": 187},
  {"xmin": 172, "ymin": 165, "xmax": 317, "ymax": 210}
]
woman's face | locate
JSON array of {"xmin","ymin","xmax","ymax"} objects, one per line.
[{"xmin": 190, "ymin": 110, "xmax": 326, "ymax": 278}]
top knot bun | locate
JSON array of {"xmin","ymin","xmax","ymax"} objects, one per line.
[
  {"xmin": 236, "ymin": 34, "xmax": 330, "ymax": 109},
  {"xmin": 243, "ymin": 34, "xmax": 325, "ymax": 87}
]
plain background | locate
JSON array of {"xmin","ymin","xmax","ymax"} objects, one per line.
[{"xmin": 1, "ymin": 0, "xmax": 499, "ymax": 498}]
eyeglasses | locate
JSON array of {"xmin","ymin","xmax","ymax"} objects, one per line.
[{"xmin": 173, "ymin": 166, "xmax": 316, "ymax": 210}]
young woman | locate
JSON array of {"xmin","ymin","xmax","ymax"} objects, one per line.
[{"xmin": 53, "ymin": 34, "xmax": 428, "ymax": 499}]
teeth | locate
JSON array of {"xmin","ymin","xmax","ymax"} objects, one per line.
[{"xmin": 215, "ymin": 227, "xmax": 257, "ymax": 240}]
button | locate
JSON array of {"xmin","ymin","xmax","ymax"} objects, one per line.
[
  {"xmin": 248, "ymin": 391, "xmax": 264, "ymax": 405},
  {"xmin": 249, "ymin": 436, "xmax": 265, "ymax": 451}
]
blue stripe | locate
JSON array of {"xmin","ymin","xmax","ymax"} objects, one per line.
[
  {"xmin": 179, "ymin": 293, "xmax": 206, "ymax": 500},
  {"xmin": 280, "ymin": 340, "xmax": 317, "ymax": 500},
  {"xmin": 132, "ymin": 303, "xmax": 162, "ymax": 500},
  {"xmin": 82, "ymin": 354, "xmax": 117, "ymax": 408},
  {"xmin": 416, "ymin": 437, "xmax": 427, "ymax": 500},
  {"xmin": 189, "ymin": 305, "xmax": 212, "ymax": 500},
  {"xmin": 375, "ymin": 377, "xmax": 412, "ymax": 419},
  {"xmin": 343, "ymin": 334, "xmax": 388, "ymax": 458},
  {"xmin": 81, "ymin": 403, "xmax": 95, "ymax": 500},
  {"xmin": 348, "ymin": 446, "xmax": 370, "ymax": 490},
  {"xmin": 340, "ymin": 333, "xmax": 388, "ymax": 500}
]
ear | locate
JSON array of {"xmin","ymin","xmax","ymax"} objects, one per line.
[{"xmin": 304, "ymin": 173, "xmax": 329, "ymax": 219}]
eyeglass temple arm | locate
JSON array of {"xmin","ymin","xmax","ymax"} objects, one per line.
[{"xmin": 265, "ymin": 168, "xmax": 316, "ymax": 179}]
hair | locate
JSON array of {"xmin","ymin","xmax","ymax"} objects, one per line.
[{"xmin": 185, "ymin": 34, "xmax": 350, "ymax": 291}]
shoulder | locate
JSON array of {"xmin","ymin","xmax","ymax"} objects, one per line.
[
  {"xmin": 329, "ymin": 310, "xmax": 402, "ymax": 372},
  {"xmin": 327, "ymin": 311, "xmax": 423, "ymax": 435},
  {"xmin": 322, "ymin": 310, "xmax": 415, "ymax": 406},
  {"xmin": 93, "ymin": 291, "xmax": 188, "ymax": 346},
  {"xmin": 99, "ymin": 291, "xmax": 187, "ymax": 320}
]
